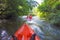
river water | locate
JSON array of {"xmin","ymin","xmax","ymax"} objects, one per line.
[
  {"xmin": 26, "ymin": 16, "xmax": 60, "ymax": 40},
  {"xmin": 0, "ymin": 16, "xmax": 60, "ymax": 40}
]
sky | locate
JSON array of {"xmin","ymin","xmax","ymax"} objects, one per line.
[{"xmin": 34, "ymin": 0, "xmax": 43, "ymax": 4}]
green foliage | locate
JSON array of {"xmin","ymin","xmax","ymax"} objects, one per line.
[
  {"xmin": 0, "ymin": 0, "xmax": 33, "ymax": 17},
  {"xmin": 0, "ymin": 0, "xmax": 33, "ymax": 34},
  {"xmin": 38, "ymin": 0, "xmax": 60, "ymax": 24}
]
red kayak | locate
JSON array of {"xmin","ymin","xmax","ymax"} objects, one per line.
[{"xmin": 14, "ymin": 23, "xmax": 40, "ymax": 40}]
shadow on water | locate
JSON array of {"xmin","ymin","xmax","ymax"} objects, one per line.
[
  {"xmin": 0, "ymin": 17, "xmax": 25, "ymax": 35},
  {"xmin": 0, "ymin": 16, "xmax": 60, "ymax": 40}
]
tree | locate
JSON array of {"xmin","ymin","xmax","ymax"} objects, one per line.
[
  {"xmin": 0, "ymin": 0, "xmax": 33, "ymax": 18},
  {"xmin": 38, "ymin": 0, "xmax": 60, "ymax": 26},
  {"xmin": 0, "ymin": 0, "xmax": 33, "ymax": 35}
]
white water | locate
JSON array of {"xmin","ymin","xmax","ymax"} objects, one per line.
[{"xmin": 25, "ymin": 16, "xmax": 60, "ymax": 40}]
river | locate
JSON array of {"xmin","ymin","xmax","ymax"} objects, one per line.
[{"xmin": 24, "ymin": 16, "xmax": 60, "ymax": 40}]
